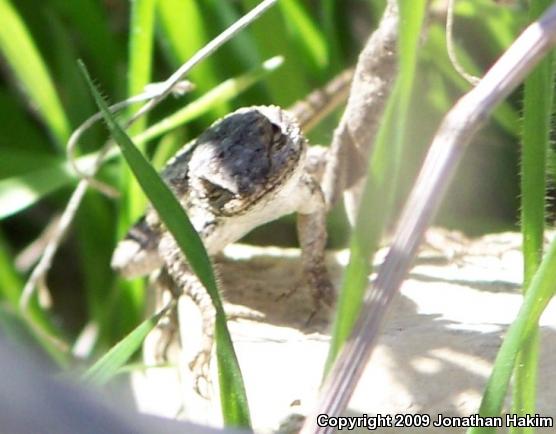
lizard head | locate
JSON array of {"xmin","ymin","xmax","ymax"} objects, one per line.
[
  {"xmin": 111, "ymin": 106, "xmax": 308, "ymax": 276},
  {"xmin": 188, "ymin": 106, "xmax": 306, "ymax": 216}
]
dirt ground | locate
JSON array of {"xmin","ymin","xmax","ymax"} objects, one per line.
[{"xmin": 132, "ymin": 229, "xmax": 556, "ymax": 433}]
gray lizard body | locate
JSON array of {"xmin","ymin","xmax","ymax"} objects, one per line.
[{"xmin": 112, "ymin": 106, "xmax": 326, "ymax": 282}]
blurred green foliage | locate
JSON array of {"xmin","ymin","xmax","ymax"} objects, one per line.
[{"xmin": 0, "ymin": 0, "xmax": 534, "ymax": 388}]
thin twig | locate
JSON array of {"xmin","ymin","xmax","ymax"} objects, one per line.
[
  {"xmin": 16, "ymin": 214, "xmax": 62, "ymax": 272},
  {"xmin": 68, "ymin": 99, "xmax": 146, "ymax": 198},
  {"xmin": 302, "ymin": 4, "xmax": 556, "ymax": 433},
  {"xmin": 446, "ymin": 0, "xmax": 481, "ymax": 86},
  {"xmin": 20, "ymin": 0, "xmax": 277, "ymax": 311},
  {"xmin": 66, "ymin": 80, "xmax": 194, "ymax": 191},
  {"xmin": 128, "ymin": 0, "xmax": 278, "ymax": 124},
  {"xmin": 289, "ymin": 68, "xmax": 354, "ymax": 132},
  {"xmin": 20, "ymin": 181, "xmax": 89, "ymax": 310}
]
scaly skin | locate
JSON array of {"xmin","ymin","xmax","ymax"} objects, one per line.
[{"xmin": 112, "ymin": 105, "xmax": 336, "ymax": 396}]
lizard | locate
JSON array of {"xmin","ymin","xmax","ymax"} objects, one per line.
[{"xmin": 110, "ymin": 70, "xmax": 354, "ymax": 393}]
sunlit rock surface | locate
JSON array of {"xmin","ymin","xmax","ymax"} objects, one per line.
[{"xmin": 132, "ymin": 229, "xmax": 556, "ymax": 433}]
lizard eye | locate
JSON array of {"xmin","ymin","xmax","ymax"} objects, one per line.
[
  {"xmin": 270, "ymin": 122, "xmax": 286, "ymax": 149},
  {"xmin": 271, "ymin": 122, "xmax": 282, "ymax": 139},
  {"xmin": 200, "ymin": 178, "xmax": 235, "ymax": 210},
  {"xmin": 270, "ymin": 123, "xmax": 282, "ymax": 136}
]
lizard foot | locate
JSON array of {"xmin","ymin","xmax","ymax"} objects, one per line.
[
  {"xmin": 147, "ymin": 304, "xmax": 179, "ymax": 365},
  {"xmin": 189, "ymin": 348, "xmax": 212, "ymax": 399},
  {"xmin": 304, "ymin": 268, "xmax": 336, "ymax": 327}
]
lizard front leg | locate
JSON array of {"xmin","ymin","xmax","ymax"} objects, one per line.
[
  {"xmin": 158, "ymin": 233, "xmax": 216, "ymax": 398},
  {"xmin": 297, "ymin": 174, "xmax": 336, "ymax": 317},
  {"xmin": 144, "ymin": 268, "xmax": 181, "ymax": 366}
]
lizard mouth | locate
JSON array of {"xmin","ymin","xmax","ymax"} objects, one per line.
[{"xmin": 220, "ymin": 154, "xmax": 304, "ymax": 217}]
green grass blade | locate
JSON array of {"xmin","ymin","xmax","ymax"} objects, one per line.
[
  {"xmin": 0, "ymin": 58, "xmax": 282, "ymax": 220},
  {"xmin": 127, "ymin": 0, "xmax": 156, "ymax": 136},
  {"xmin": 151, "ymin": 130, "xmax": 186, "ymax": 170},
  {"xmin": 46, "ymin": 12, "xmax": 97, "ymax": 133},
  {"xmin": 76, "ymin": 191, "xmax": 117, "ymax": 330},
  {"xmin": 80, "ymin": 62, "xmax": 251, "ymax": 427},
  {"xmin": 83, "ymin": 304, "xmax": 171, "ymax": 385},
  {"xmin": 519, "ymin": 0, "xmax": 554, "ymax": 310},
  {"xmin": 0, "ymin": 230, "xmax": 69, "ymax": 366},
  {"xmin": 0, "ymin": 305, "xmax": 38, "ymax": 349},
  {"xmin": 240, "ymin": 0, "xmax": 309, "ymax": 105},
  {"xmin": 513, "ymin": 1, "xmax": 554, "ymax": 431},
  {"xmin": 157, "ymin": 0, "xmax": 227, "ymax": 117},
  {"xmin": 49, "ymin": 0, "xmax": 120, "ymax": 90},
  {"xmin": 0, "ymin": 0, "xmax": 71, "ymax": 147},
  {"xmin": 454, "ymin": 0, "xmax": 524, "ymax": 51},
  {"xmin": 325, "ymin": 93, "xmax": 397, "ymax": 372},
  {"xmin": 322, "ymin": 0, "xmax": 346, "ymax": 71},
  {"xmin": 122, "ymin": 0, "xmax": 157, "ymax": 220},
  {"xmin": 0, "ymin": 148, "xmax": 61, "ymax": 180},
  {"xmin": 0, "ymin": 150, "xmax": 111, "ymax": 219},
  {"xmin": 0, "ymin": 231, "xmax": 23, "ymax": 305},
  {"xmin": 134, "ymin": 56, "xmax": 283, "ymax": 145},
  {"xmin": 393, "ymin": 0, "xmax": 428, "ymax": 176},
  {"xmin": 110, "ymin": 0, "xmax": 158, "ymax": 339},
  {"xmin": 325, "ymin": 0, "xmax": 427, "ymax": 371},
  {"xmin": 203, "ymin": 1, "xmax": 262, "ymax": 71},
  {"xmin": 0, "ymin": 162, "xmax": 75, "ymax": 219},
  {"xmin": 468, "ymin": 233, "xmax": 556, "ymax": 434},
  {"xmin": 423, "ymin": 25, "xmax": 519, "ymax": 137},
  {"xmin": 279, "ymin": 0, "xmax": 329, "ymax": 74},
  {"xmin": 0, "ymin": 89, "xmax": 51, "ymax": 153}
]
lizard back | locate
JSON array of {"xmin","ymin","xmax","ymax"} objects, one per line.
[{"xmin": 111, "ymin": 106, "xmax": 306, "ymax": 278}]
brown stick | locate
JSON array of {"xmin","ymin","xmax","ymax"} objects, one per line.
[
  {"xmin": 302, "ymin": 4, "xmax": 556, "ymax": 433},
  {"xmin": 321, "ymin": 0, "xmax": 399, "ymax": 217},
  {"xmin": 289, "ymin": 68, "xmax": 354, "ymax": 132}
]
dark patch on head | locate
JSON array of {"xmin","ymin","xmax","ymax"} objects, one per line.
[{"xmin": 187, "ymin": 108, "xmax": 301, "ymax": 216}]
